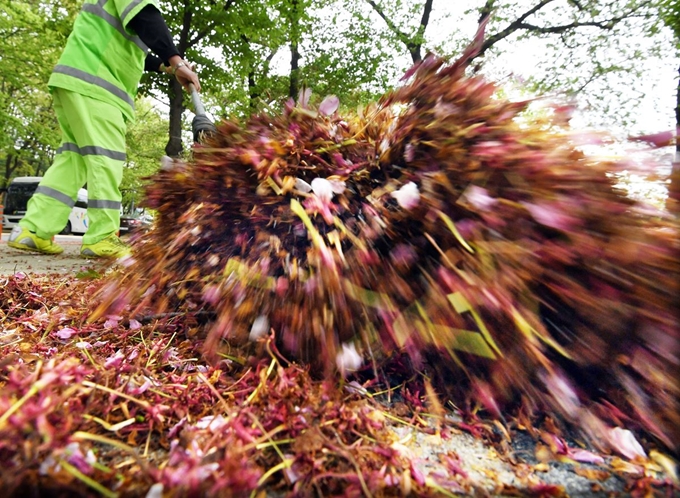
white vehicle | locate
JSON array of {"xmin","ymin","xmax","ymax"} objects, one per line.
[{"xmin": 2, "ymin": 177, "xmax": 89, "ymax": 235}]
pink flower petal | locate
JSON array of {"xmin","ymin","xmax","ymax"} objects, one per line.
[
  {"xmin": 202, "ymin": 285, "xmax": 221, "ymax": 306},
  {"xmin": 55, "ymin": 327, "xmax": 77, "ymax": 340},
  {"xmin": 249, "ymin": 315, "xmax": 269, "ymax": 341},
  {"xmin": 607, "ymin": 427, "xmax": 646, "ymax": 460},
  {"xmin": 294, "ymin": 178, "xmax": 312, "ymax": 193},
  {"xmin": 540, "ymin": 370, "xmax": 581, "ymax": 418},
  {"xmin": 146, "ymin": 483, "xmax": 164, "ymax": 498},
  {"xmin": 336, "ymin": 343, "xmax": 362, "ymax": 374},
  {"xmin": 629, "ymin": 130, "xmax": 676, "ymax": 148},
  {"xmin": 410, "ymin": 460, "xmax": 426, "ymax": 486},
  {"xmin": 319, "ymin": 95, "xmax": 340, "ymax": 116},
  {"xmin": 127, "ymin": 379, "xmax": 151, "ymax": 395},
  {"xmin": 311, "ymin": 178, "xmax": 335, "ymax": 202},
  {"xmin": 523, "ymin": 202, "xmax": 578, "ymax": 231},
  {"xmin": 400, "ymin": 60, "xmax": 423, "ymax": 81},
  {"xmin": 328, "ymin": 179, "xmax": 346, "ymax": 195},
  {"xmin": 568, "ymin": 448, "xmax": 605, "ymax": 465},
  {"xmin": 391, "ymin": 182, "xmax": 420, "ymax": 210},
  {"xmin": 104, "ymin": 351, "xmax": 125, "ymax": 369},
  {"xmin": 464, "ymin": 185, "xmax": 496, "ymax": 211},
  {"xmin": 298, "ymin": 88, "xmax": 312, "ymax": 108}
]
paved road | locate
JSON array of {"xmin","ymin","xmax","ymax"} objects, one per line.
[{"xmin": 0, "ymin": 232, "xmax": 99, "ymax": 275}]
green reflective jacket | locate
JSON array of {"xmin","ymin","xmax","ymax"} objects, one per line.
[{"xmin": 48, "ymin": 0, "xmax": 158, "ymax": 123}]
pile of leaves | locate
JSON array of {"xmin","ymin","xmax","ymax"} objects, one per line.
[
  {"xmin": 2, "ymin": 26, "xmax": 678, "ymax": 496},
  {"xmin": 96, "ymin": 29, "xmax": 678, "ymax": 453}
]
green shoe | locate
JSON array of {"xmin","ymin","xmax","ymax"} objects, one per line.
[
  {"xmin": 81, "ymin": 234, "xmax": 131, "ymax": 259},
  {"xmin": 7, "ymin": 226, "xmax": 64, "ymax": 255}
]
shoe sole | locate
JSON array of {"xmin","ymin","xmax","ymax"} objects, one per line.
[
  {"xmin": 7, "ymin": 241, "xmax": 64, "ymax": 255},
  {"xmin": 80, "ymin": 251, "xmax": 128, "ymax": 259}
]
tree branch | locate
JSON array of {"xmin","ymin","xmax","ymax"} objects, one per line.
[
  {"xmin": 514, "ymin": 16, "xmax": 640, "ymax": 34},
  {"xmin": 364, "ymin": 0, "xmax": 412, "ymax": 54},
  {"xmin": 177, "ymin": 0, "xmax": 193, "ymax": 53},
  {"xmin": 476, "ymin": 0, "xmax": 652, "ymax": 60},
  {"xmin": 415, "ymin": 0, "xmax": 433, "ymax": 40},
  {"xmin": 411, "ymin": 0, "xmax": 434, "ymax": 62},
  {"xmin": 478, "ymin": 0, "xmax": 495, "ymax": 24},
  {"xmin": 188, "ymin": 28, "xmax": 210, "ymax": 48},
  {"xmin": 477, "ymin": 0, "xmax": 555, "ymax": 58},
  {"xmin": 366, "ymin": 0, "xmax": 434, "ymax": 63}
]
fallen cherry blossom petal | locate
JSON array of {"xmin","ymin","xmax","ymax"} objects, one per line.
[
  {"xmin": 568, "ymin": 448, "xmax": 605, "ymax": 465},
  {"xmin": 145, "ymin": 483, "xmax": 164, "ymax": 498},
  {"xmin": 607, "ymin": 427, "xmax": 646, "ymax": 460},
  {"xmin": 463, "ymin": 185, "xmax": 497, "ymax": 211},
  {"xmin": 55, "ymin": 327, "xmax": 77, "ymax": 340},
  {"xmin": 294, "ymin": 177, "xmax": 312, "ymax": 192},
  {"xmin": 336, "ymin": 342, "xmax": 363, "ymax": 374},
  {"xmin": 249, "ymin": 315, "xmax": 269, "ymax": 341},
  {"xmin": 311, "ymin": 177, "xmax": 335, "ymax": 202},
  {"xmin": 104, "ymin": 350, "xmax": 125, "ymax": 369},
  {"xmin": 391, "ymin": 182, "xmax": 420, "ymax": 210}
]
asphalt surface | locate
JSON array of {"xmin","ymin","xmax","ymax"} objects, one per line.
[{"xmin": 0, "ymin": 232, "xmax": 109, "ymax": 275}]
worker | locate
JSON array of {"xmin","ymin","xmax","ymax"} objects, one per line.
[{"xmin": 7, "ymin": 0, "xmax": 200, "ymax": 258}]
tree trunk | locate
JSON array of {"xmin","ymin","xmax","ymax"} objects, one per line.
[
  {"xmin": 3, "ymin": 153, "xmax": 22, "ymax": 187},
  {"xmin": 165, "ymin": 79, "xmax": 185, "ymax": 157},
  {"xmin": 289, "ymin": 0, "xmax": 301, "ymax": 99},
  {"xmin": 164, "ymin": 0, "xmax": 193, "ymax": 157},
  {"xmin": 248, "ymin": 70, "xmax": 259, "ymax": 111},
  {"xmin": 289, "ymin": 41, "xmax": 300, "ymax": 99},
  {"xmin": 240, "ymin": 35, "xmax": 261, "ymax": 111},
  {"xmin": 3, "ymin": 154, "xmax": 13, "ymax": 187},
  {"xmin": 669, "ymin": 63, "xmax": 680, "ymax": 215}
]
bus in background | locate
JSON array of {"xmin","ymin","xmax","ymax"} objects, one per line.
[{"xmin": 2, "ymin": 177, "xmax": 88, "ymax": 235}]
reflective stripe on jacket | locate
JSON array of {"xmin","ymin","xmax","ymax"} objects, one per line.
[{"xmin": 48, "ymin": 0, "xmax": 158, "ymax": 123}]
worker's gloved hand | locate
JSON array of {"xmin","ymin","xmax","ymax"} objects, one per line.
[{"xmin": 171, "ymin": 59, "xmax": 201, "ymax": 92}]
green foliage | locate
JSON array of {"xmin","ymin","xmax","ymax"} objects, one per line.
[
  {"xmin": 297, "ymin": 1, "xmax": 401, "ymax": 107},
  {"xmin": 140, "ymin": 1, "xmax": 285, "ymax": 106},
  {"xmin": 660, "ymin": 0, "xmax": 680, "ymax": 41},
  {"xmin": 0, "ymin": 0, "xmax": 77, "ymax": 186},
  {"xmin": 2, "ymin": 0, "xmax": 678, "ymax": 186},
  {"xmin": 121, "ymin": 98, "xmax": 169, "ymax": 209}
]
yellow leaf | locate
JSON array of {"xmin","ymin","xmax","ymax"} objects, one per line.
[
  {"xmin": 511, "ymin": 307, "xmax": 572, "ymax": 359},
  {"xmin": 438, "ymin": 210, "xmax": 474, "ymax": 254},
  {"xmin": 446, "ymin": 292, "xmax": 502, "ymax": 357},
  {"xmin": 290, "ymin": 199, "xmax": 326, "ymax": 250}
]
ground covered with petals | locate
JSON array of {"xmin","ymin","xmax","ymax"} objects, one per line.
[{"xmin": 0, "ymin": 272, "xmax": 677, "ymax": 497}]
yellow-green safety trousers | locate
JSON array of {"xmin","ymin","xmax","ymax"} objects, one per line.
[{"xmin": 20, "ymin": 88, "xmax": 126, "ymax": 245}]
